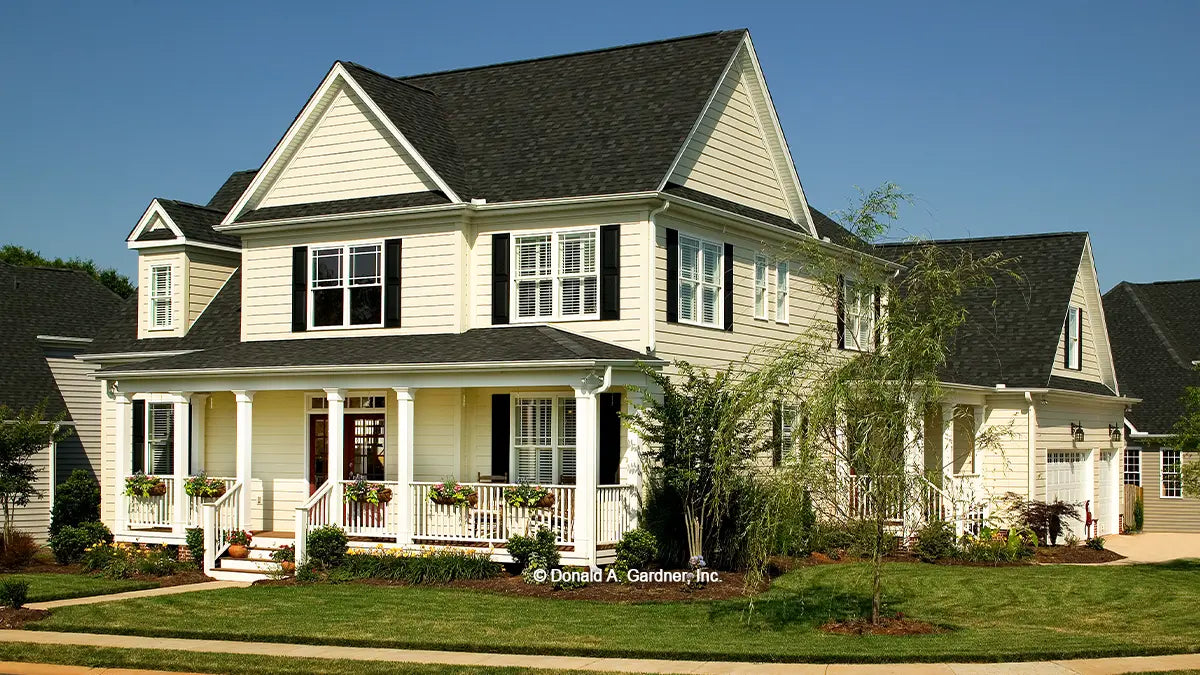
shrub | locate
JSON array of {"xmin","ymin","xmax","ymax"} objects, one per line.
[
  {"xmin": 911, "ymin": 519, "xmax": 957, "ymax": 563},
  {"xmin": 506, "ymin": 527, "xmax": 559, "ymax": 570},
  {"xmin": 49, "ymin": 469, "xmax": 100, "ymax": 536},
  {"xmin": 0, "ymin": 580, "xmax": 29, "ymax": 609},
  {"xmin": 1064, "ymin": 533, "xmax": 1080, "ymax": 548},
  {"xmin": 959, "ymin": 527, "xmax": 1035, "ymax": 564},
  {"xmin": 1086, "ymin": 536, "xmax": 1106, "ymax": 551},
  {"xmin": 49, "ymin": 521, "xmax": 112, "ymax": 564},
  {"xmin": 82, "ymin": 542, "xmax": 184, "ymax": 578},
  {"xmin": 521, "ymin": 553, "xmax": 551, "ymax": 584},
  {"xmin": 1003, "ymin": 493, "xmax": 1082, "ymax": 546},
  {"xmin": 306, "ymin": 525, "xmax": 348, "ymax": 569},
  {"xmin": 271, "ymin": 544, "xmax": 295, "ymax": 564},
  {"xmin": 184, "ymin": 527, "xmax": 205, "ymax": 569},
  {"xmin": 843, "ymin": 519, "xmax": 899, "ymax": 560},
  {"xmin": 294, "ymin": 562, "xmax": 319, "ymax": 583},
  {"xmin": 553, "ymin": 565, "xmax": 589, "ymax": 590},
  {"xmin": 0, "ymin": 531, "xmax": 39, "ymax": 569},
  {"xmin": 339, "ymin": 547, "xmax": 501, "ymax": 583},
  {"xmin": 1134, "ymin": 495, "xmax": 1144, "ymax": 532},
  {"xmin": 614, "ymin": 528, "xmax": 658, "ymax": 569},
  {"xmin": 796, "ymin": 490, "xmax": 817, "ymax": 555}
]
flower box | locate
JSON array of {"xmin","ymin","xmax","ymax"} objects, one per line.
[
  {"xmin": 124, "ymin": 472, "xmax": 166, "ymax": 498},
  {"xmin": 343, "ymin": 476, "xmax": 393, "ymax": 504},
  {"xmin": 428, "ymin": 481, "xmax": 477, "ymax": 507},
  {"xmin": 184, "ymin": 474, "xmax": 227, "ymax": 499},
  {"xmin": 503, "ymin": 483, "xmax": 554, "ymax": 509}
]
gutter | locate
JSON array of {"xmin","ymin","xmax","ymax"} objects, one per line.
[
  {"xmin": 76, "ymin": 350, "xmax": 195, "ymax": 363},
  {"xmin": 97, "ymin": 358, "xmax": 661, "ymax": 380},
  {"xmin": 36, "ymin": 335, "xmax": 93, "ymax": 346}
]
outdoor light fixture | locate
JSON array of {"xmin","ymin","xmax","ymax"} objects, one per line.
[
  {"xmin": 1070, "ymin": 423, "xmax": 1085, "ymax": 443},
  {"xmin": 1109, "ymin": 424, "xmax": 1122, "ymax": 442}
]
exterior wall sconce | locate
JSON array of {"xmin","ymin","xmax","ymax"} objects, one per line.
[
  {"xmin": 1070, "ymin": 423, "xmax": 1085, "ymax": 443},
  {"xmin": 1108, "ymin": 424, "xmax": 1122, "ymax": 442}
]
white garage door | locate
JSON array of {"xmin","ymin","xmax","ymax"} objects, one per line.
[
  {"xmin": 1095, "ymin": 451, "xmax": 1117, "ymax": 536},
  {"xmin": 1046, "ymin": 451, "xmax": 1088, "ymax": 541}
]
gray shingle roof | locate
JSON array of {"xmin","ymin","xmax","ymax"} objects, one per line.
[
  {"xmin": 877, "ymin": 232, "xmax": 1114, "ymax": 395},
  {"xmin": 102, "ymin": 325, "xmax": 652, "ymax": 375},
  {"xmin": 1104, "ymin": 279, "xmax": 1200, "ymax": 434},
  {"xmin": 153, "ymin": 200, "xmax": 241, "ymax": 247},
  {"xmin": 236, "ymin": 191, "xmax": 451, "ymax": 223},
  {"xmin": 0, "ymin": 262, "xmax": 124, "ymax": 417},
  {"xmin": 206, "ymin": 170, "xmax": 258, "ymax": 212}
]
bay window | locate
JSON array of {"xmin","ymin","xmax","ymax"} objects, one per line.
[
  {"xmin": 514, "ymin": 396, "xmax": 577, "ymax": 484},
  {"xmin": 310, "ymin": 243, "xmax": 383, "ymax": 328},
  {"xmin": 513, "ymin": 230, "xmax": 598, "ymax": 320},
  {"xmin": 678, "ymin": 235, "xmax": 722, "ymax": 327}
]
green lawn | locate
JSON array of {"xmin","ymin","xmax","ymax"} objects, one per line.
[
  {"xmin": 31, "ymin": 561, "xmax": 1200, "ymax": 663},
  {"xmin": 0, "ymin": 643, "xmax": 617, "ymax": 675},
  {"xmin": 0, "ymin": 572, "xmax": 156, "ymax": 602}
]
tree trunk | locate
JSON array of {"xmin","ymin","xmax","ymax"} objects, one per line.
[
  {"xmin": 683, "ymin": 504, "xmax": 703, "ymax": 560},
  {"xmin": 872, "ymin": 514, "xmax": 883, "ymax": 624}
]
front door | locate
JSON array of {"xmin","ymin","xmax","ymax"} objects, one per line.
[
  {"xmin": 344, "ymin": 414, "xmax": 386, "ymax": 481},
  {"xmin": 308, "ymin": 414, "xmax": 329, "ymax": 494}
]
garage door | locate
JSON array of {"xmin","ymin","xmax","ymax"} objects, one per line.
[
  {"xmin": 1095, "ymin": 451, "xmax": 1117, "ymax": 536},
  {"xmin": 1047, "ymin": 451, "xmax": 1088, "ymax": 541}
]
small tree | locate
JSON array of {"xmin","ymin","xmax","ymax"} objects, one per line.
[
  {"xmin": 1173, "ymin": 379, "xmax": 1200, "ymax": 497},
  {"xmin": 0, "ymin": 402, "xmax": 70, "ymax": 545}
]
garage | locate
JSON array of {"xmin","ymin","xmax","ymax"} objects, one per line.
[
  {"xmin": 1046, "ymin": 451, "xmax": 1091, "ymax": 541},
  {"xmin": 1094, "ymin": 450, "xmax": 1118, "ymax": 536}
]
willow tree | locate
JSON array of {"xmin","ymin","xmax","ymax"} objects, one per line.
[{"xmin": 747, "ymin": 184, "xmax": 1016, "ymax": 623}]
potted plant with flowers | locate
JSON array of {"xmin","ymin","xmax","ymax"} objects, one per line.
[
  {"xmin": 343, "ymin": 475, "xmax": 393, "ymax": 504},
  {"xmin": 503, "ymin": 483, "xmax": 555, "ymax": 508},
  {"xmin": 183, "ymin": 473, "xmax": 227, "ymax": 499},
  {"xmin": 271, "ymin": 544, "xmax": 296, "ymax": 573},
  {"xmin": 226, "ymin": 530, "xmax": 253, "ymax": 559},
  {"xmin": 124, "ymin": 472, "xmax": 166, "ymax": 498},
  {"xmin": 428, "ymin": 480, "xmax": 477, "ymax": 507}
]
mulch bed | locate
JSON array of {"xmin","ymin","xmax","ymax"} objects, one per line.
[
  {"xmin": 1035, "ymin": 546, "xmax": 1125, "ymax": 564},
  {"xmin": 821, "ymin": 614, "xmax": 948, "ymax": 636},
  {"xmin": 0, "ymin": 608, "xmax": 49, "ymax": 629}
]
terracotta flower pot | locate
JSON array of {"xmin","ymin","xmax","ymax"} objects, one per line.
[
  {"xmin": 280, "ymin": 561, "xmax": 296, "ymax": 573},
  {"xmin": 228, "ymin": 544, "xmax": 249, "ymax": 559}
]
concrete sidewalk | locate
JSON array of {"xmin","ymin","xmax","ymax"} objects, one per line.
[
  {"xmin": 1104, "ymin": 533, "xmax": 1200, "ymax": 564},
  {"xmin": 26, "ymin": 582, "xmax": 250, "ymax": 611},
  {"xmin": 1, "ymin": 630, "xmax": 1198, "ymax": 674}
]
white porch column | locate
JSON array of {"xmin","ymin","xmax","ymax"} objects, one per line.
[
  {"xmin": 940, "ymin": 403, "xmax": 956, "ymax": 484},
  {"xmin": 189, "ymin": 394, "xmax": 208, "ymax": 475},
  {"xmin": 573, "ymin": 387, "xmax": 600, "ymax": 568},
  {"xmin": 113, "ymin": 391, "xmax": 132, "ymax": 534},
  {"xmin": 233, "ymin": 390, "xmax": 255, "ymax": 529},
  {"xmin": 324, "ymin": 388, "xmax": 345, "ymax": 527},
  {"xmin": 170, "ymin": 392, "xmax": 191, "ymax": 535},
  {"xmin": 394, "ymin": 387, "xmax": 415, "ymax": 546}
]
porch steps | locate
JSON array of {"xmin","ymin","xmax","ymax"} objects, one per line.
[{"xmin": 208, "ymin": 540, "xmax": 295, "ymax": 583}]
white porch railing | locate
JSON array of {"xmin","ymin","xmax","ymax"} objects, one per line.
[
  {"xmin": 202, "ymin": 481, "xmax": 242, "ymax": 573},
  {"xmin": 340, "ymin": 480, "xmax": 401, "ymax": 538},
  {"xmin": 411, "ymin": 483, "xmax": 578, "ymax": 545},
  {"xmin": 597, "ymin": 485, "xmax": 639, "ymax": 545},
  {"xmin": 841, "ymin": 473, "xmax": 989, "ymax": 538},
  {"xmin": 125, "ymin": 475, "xmax": 175, "ymax": 529},
  {"xmin": 294, "ymin": 480, "xmax": 335, "ymax": 567}
]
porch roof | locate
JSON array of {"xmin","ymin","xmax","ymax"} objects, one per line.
[{"xmin": 99, "ymin": 325, "xmax": 657, "ymax": 377}]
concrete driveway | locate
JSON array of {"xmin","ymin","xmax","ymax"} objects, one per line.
[{"xmin": 1103, "ymin": 533, "xmax": 1200, "ymax": 563}]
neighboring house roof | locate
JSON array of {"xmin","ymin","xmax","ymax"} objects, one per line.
[
  {"xmin": 807, "ymin": 206, "xmax": 866, "ymax": 250},
  {"xmin": 1104, "ymin": 279, "xmax": 1200, "ymax": 434},
  {"xmin": 877, "ymin": 232, "xmax": 1114, "ymax": 395},
  {"xmin": 0, "ymin": 262, "xmax": 123, "ymax": 417},
  {"xmin": 102, "ymin": 325, "xmax": 653, "ymax": 376}
]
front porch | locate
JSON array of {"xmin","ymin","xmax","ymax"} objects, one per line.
[{"xmin": 109, "ymin": 366, "xmax": 647, "ymax": 576}]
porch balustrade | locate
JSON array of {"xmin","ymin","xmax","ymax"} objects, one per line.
[
  {"xmin": 202, "ymin": 481, "xmax": 243, "ymax": 572},
  {"xmin": 123, "ymin": 475, "xmax": 237, "ymax": 531}
]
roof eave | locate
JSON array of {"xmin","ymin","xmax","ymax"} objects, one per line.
[{"xmin": 99, "ymin": 357, "xmax": 661, "ymax": 380}]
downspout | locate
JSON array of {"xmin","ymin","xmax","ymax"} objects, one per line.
[
  {"xmin": 1025, "ymin": 392, "xmax": 1038, "ymax": 499},
  {"xmin": 646, "ymin": 201, "xmax": 670, "ymax": 356}
]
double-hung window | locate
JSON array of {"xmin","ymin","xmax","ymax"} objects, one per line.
[
  {"xmin": 843, "ymin": 279, "xmax": 875, "ymax": 352},
  {"xmin": 1124, "ymin": 448, "xmax": 1141, "ymax": 486},
  {"xmin": 513, "ymin": 230, "xmax": 598, "ymax": 320},
  {"xmin": 1065, "ymin": 306, "xmax": 1082, "ymax": 370},
  {"xmin": 310, "ymin": 243, "xmax": 383, "ymax": 328},
  {"xmin": 513, "ymin": 396, "xmax": 577, "ymax": 484},
  {"xmin": 776, "ymin": 261, "xmax": 790, "ymax": 323},
  {"xmin": 1162, "ymin": 449, "xmax": 1182, "ymax": 498},
  {"xmin": 678, "ymin": 235, "xmax": 722, "ymax": 327},
  {"xmin": 146, "ymin": 403, "xmax": 174, "ymax": 474},
  {"xmin": 149, "ymin": 264, "xmax": 173, "ymax": 329},
  {"xmin": 754, "ymin": 255, "xmax": 768, "ymax": 319}
]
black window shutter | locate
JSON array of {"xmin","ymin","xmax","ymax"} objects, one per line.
[
  {"xmin": 874, "ymin": 286, "xmax": 882, "ymax": 349},
  {"xmin": 491, "ymin": 394, "xmax": 510, "ymax": 476},
  {"xmin": 131, "ymin": 400, "xmax": 146, "ymax": 474},
  {"xmin": 492, "ymin": 233, "xmax": 510, "ymax": 325},
  {"xmin": 1076, "ymin": 308, "xmax": 1084, "ymax": 370},
  {"xmin": 600, "ymin": 224, "xmax": 621, "ymax": 320},
  {"xmin": 291, "ymin": 247, "xmax": 307, "ymax": 332},
  {"xmin": 723, "ymin": 242, "xmax": 734, "ymax": 332},
  {"xmin": 771, "ymin": 400, "xmax": 783, "ymax": 467},
  {"xmin": 384, "ymin": 238, "xmax": 402, "ymax": 328},
  {"xmin": 666, "ymin": 228, "xmax": 679, "ymax": 323},
  {"xmin": 836, "ymin": 274, "xmax": 846, "ymax": 349},
  {"xmin": 599, "ymin": 392, "xmax": 622, "ymax": 485},
  {"xmin": 1064, "ymin": 310, "xmax": 1072, "ymax": 368}
]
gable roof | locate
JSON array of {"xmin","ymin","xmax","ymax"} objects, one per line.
[
  {"xmin": 1104, "ymin": 279, "xmax": 1200, "ymax": 434},
  {"xmin": 0, "ymin": 262, "xmax": 124, "ymax": 417},
  {"xmin": 130, "ymin": 170, "xmax": 258, "ymax": 248},
  {"xmin": 877, "ymin": 232, "xmax": 1113, "ymax": 395}
]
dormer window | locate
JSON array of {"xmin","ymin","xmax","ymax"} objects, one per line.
[
  {"xmin": 1065, "ymin": 306, "xmax": 1082, "ymax": 370},
  {"xmin": 310, "ymin": 243, "xmax": 383, "ymax": 328},
  {"xmin": 149, "ymin": 264, "xmax": 173, "ymax": 329}
]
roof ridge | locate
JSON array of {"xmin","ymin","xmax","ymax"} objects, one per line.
[
  {"xmin": 1124, "ymin": 278, "xmax": 1200, "ymax": 287},
  {"xmin": 395, "ymin": 29, "xmax": 745, "ymax": 81},
  {"xmin": 339, "ymin": 61, "xmax": 439, "ymax": 96},
  {"xmin": 156, "ymin": 198, "xmax": 225, "ymax": 214},
  {"xmin": 1122, "ymin": 283, "xmax": 1191, "ymax": 370},
  {"xmin": 876, "ymin": 231, "xmax": 1088, "ymax": 247},
  {"xmin": 534, "ymin": 326, "xmax": 593, "ymax": 359}
]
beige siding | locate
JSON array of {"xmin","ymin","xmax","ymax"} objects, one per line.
[
  {"xmin": 978, "ymin": 396, "xmax": 1031, "ymax": 500},
  {"xmin": 203, "ymin": 393, "xmax": 236, "ymax": 477},
  {"xmin": 186, "ymin": 250, "xmax": 237, "ymax": 328},
  {"xmin": 240, "ymin": 219, "xmax": 461, "ymax": 341},
  {"xmin": 45, "ymin": 351, "xmax": 102, "ymax": 477},
  {"xmin": 668, "ymin": 57, "xmax": 791, "ymax": 219},
  {"xmin": 469, "ymin": 209, "xmax": 648, "ymax": 351},
  {"xmin": 259, "ymin": 85, "xmax": 439, "ymax": 209},
  {"xmin": 413, "ymin": 389, "xmax": 459, "ymax": 482},
  {"xmin": 1035, "ymin": 397, "xmax": 1125, "ymax": 501},
  {"xmin": 1139, "ymin": 446, "xmax": 1200, "ymax": 532},
  {"xmin": 654, "ymin": 211, "xmax": 834, "ymax": 369},
  {"xmin": 12, "ymin": 445, "xmax": 52, "ymax": 542},
  {"xmin": 1051, "ymin": 243, "xmax": 1117, "ymax": 390},
  {"xmin": 136, "ymin": 251, "xmax": 186, "ymax": 339}
]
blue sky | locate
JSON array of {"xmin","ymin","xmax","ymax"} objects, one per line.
[{"xmin": 1, "ymin": 1, "xmax": 1196, "ymax": 291}]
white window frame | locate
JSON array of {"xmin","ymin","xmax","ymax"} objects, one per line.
[
  {"xmin": 842, "ymin": 278, "xmax": 876, "ymax": 352},
  {"xmin": 512, "ymin": 395, "xmax": 577, "ymax": 485},
  {"xmin": 1124, "ymin": 447, "xmax": 1141, "ymax": 486},
  {"xmin": 754, "ymin": 254, "xmax": 768, "ymax": 320},
  {"xmin": 511, "ymin": 229, "xmax": 599, "ymax": 322},
  {"xmin": 149, "ymin": 264, "xmax": 173, "ymax": 330},
  {"xmin": 776, "ymin": 261, "xmax": 790, "ymax": 324},
  {"xmin": 308, "ymin": 241, "xmax": 385, "ymax": 330},
  {"xmin": 678, "ymin": 234, "xmax": 723, "ymax": 328},
  {"xmin": 1161, "ymin": 448, "xmax": 1182, "ymax": 499},
  {"xmin": 1066, "ymin": 306, "xmax": 1082, "ymax": 370}
]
